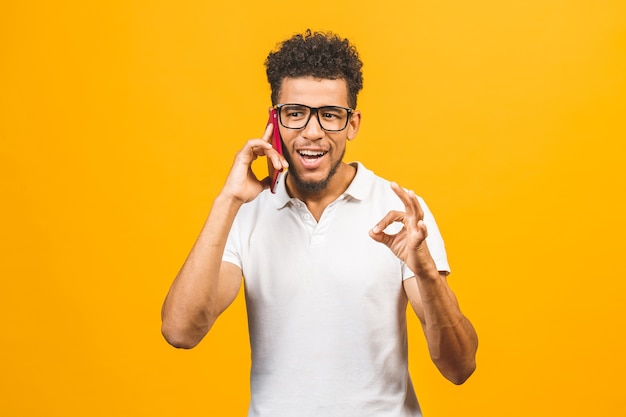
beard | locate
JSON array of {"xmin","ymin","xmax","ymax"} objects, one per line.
[{"xmin": 284, "ymin": 146, "xmax": 346, "ymax": 193}]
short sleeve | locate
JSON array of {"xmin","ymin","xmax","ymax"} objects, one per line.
[{"xmin": 222, "ymin": 215, "xmax": 242, "ymax": 269}]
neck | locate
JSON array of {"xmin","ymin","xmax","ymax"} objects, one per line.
[{"xmin": 286, "ymin": 162, "xmax": 356, "ymax": 220}]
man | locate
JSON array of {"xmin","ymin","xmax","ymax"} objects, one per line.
[{"xmin": 162, "ymin": 30, "xmax": 478, "ymax": 416}]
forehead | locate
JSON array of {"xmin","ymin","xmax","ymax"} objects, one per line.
[{"xmin": 277, "ymin": 77, "xmax": 349, "ymax": 107}]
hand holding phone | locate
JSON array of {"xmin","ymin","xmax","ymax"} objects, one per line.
[{"xmin": 267, "ymin": 108, "xmax": 284, "ymax": 193}]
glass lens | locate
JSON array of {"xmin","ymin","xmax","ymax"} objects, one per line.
[
  {"xmin": 279, "ymin": 105, "xmax": 349, "ymax": 131},
  {"xmin": 279, "ymin": 105, "xmax": 311, "ymax": 129},
  {"xmin": 318, "ymin": 106, "xmax": 348, "ymax": 131}
]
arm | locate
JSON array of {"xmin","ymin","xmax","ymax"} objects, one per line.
[
  {"xmin": 403, "ymin": 270, "xmax": 478, "ymax": 385},
  {"xmin": 161, "ymin": 123, "xmax": 288, "ymax": 349},
  {"xmin": 369, "ymin": 182, "xmax": 478, "ymax": 384}
]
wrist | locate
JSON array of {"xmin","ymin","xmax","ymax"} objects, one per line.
[
  {"xmin": 410, "ymin": 245, "xmax": 440, "ymax": 280},
  {"xmin": 214, "ymin": 191, "xmax": 245, "ymax": 212}
]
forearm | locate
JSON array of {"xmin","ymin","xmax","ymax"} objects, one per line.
[
  {"xmin": 410, "ymin": 249, "xmax": 478, "ymax": 384},
  {"xmin": 419, "ymin": 278, "xmax": 477, "ymax": 384},
  {"xmin": 161, "ymin": 193, "xmax": 243, "ymax": 348},
  {"xmin": 370, "ymin": 183, "xmax": 478, "ymax": 383}
]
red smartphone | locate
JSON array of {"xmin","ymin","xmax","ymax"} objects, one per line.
[{"xmin": 267, "ymin": 108, "xmax": 284, "ymax": 193}]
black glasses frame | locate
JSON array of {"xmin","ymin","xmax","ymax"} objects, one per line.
[{"xmin": 274, "ymin": 104, "xmax": 354, "ymax": 132}]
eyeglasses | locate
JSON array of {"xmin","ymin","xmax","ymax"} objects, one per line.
[{"xmin": 274, "ymin": 103, "xmax": 354, "ymax": 132}]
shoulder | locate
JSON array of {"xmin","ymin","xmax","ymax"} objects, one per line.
[
  {"xmin": 348, "ymin": 162, "xmax": 406, "ymax": 208},
  {"xmin": 352, "ymin": 162, "xmax": 433, "ymax": 205}
]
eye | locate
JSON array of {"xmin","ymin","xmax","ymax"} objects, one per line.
[
  {"xmin": 282, "ymin": 105, "xmax": 308, "ymax": 119},
  {"xmin": 320, "ymin": 107, "xmax": 345, "ymax": 120}
]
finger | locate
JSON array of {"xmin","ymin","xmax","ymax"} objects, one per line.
[
  {"xmin": 390, "ymin": 182, "xmax": 423, "ymax": 221},
  {"xmin": 407, "ymin": 190, "xmax": 424, "ymax": 222},
  {"xmin": 259, "ymin": 136, "xmax": 289, "ymax": 171},
  {"xmin": 369, "ymin": 220, "xmax": 397, "ymax": 245},
  {"xmin": 243, "ymin": 139, "xmax": 273, "ymax": 161},
  {"xmin": 262, "ymin": 122, "xmax": 273, "ymax": 143},
  {"xmin": 261, "ymin": 121, "xmax": 289, "ymax": 170},
  {"xmin": 417, "ymin": 219, "xmax": 428, "ymax": 239},
  {"xmin": 368, "ymin": 227, "xmax": 389, "ymax": 243},
  {"xmin": 390, "ymin": 182, "xmax": 414, "ymax": 212},
  {"xmin": 268, "ymin": 150, "xmax": 289, "ymax": 171},
  {"xmin": 370, "ymin": 210, "xmax": 405, "ymax": 234}
]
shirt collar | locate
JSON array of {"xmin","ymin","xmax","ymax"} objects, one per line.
[
  {"xmin": 342, "ymin": 162, "xmax": 372, "ymax": 201},
  {"xmin": 271, "ymin": 161, "xmax": 373, "ymax": 208},
  {"xmin": 272, "ymin": 172, "xmax": 292, "ymax": 209}
]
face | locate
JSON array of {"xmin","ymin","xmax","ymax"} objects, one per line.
[{"xmin": 276, "ymin": 77, "xmax": 361, "ymax": 195}]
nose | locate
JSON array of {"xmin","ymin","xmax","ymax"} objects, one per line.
[{"xmin": 301, "ymin": 110, "xmax": 325, "ymax": 141}]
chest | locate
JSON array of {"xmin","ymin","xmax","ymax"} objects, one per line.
[{"xmin": 240, "ymin": 199, "xmax": 405, "ymax": 309}]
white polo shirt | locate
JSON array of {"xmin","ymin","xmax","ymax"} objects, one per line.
[{"xmin": 223, "ymin": 162, "xmax": 450, "ymax": 417}]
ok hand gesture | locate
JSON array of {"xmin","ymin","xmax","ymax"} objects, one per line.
[{"xmin": 369, "ymin": 182, "xmax": 438, "ymax": 277}]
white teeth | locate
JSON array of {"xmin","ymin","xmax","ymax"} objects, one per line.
[{"xmin": 299, "ymin": 150, "xmax": 326, "ymax": 157}]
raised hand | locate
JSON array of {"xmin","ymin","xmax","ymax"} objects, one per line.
[
  {"xmin": 221, "ymin": 122, "xmax": 288, "ymax": 204},
  {"xmin": 369, "ymin": 182, "xmax": 437, "ymax": 276}
]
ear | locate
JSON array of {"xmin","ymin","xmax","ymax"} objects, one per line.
[{"xmin": 346, "ymin": 110, "xmax": 361, "ymax": 141}]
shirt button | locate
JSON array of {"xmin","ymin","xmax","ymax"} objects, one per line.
[{"xmin": 303, "ymin": 214, "xmax": 310, "ymax": 220}]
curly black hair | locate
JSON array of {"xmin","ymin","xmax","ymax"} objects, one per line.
[{"xmin": 265, "ymin": 29, "xmax": 364, "ymax": 109}]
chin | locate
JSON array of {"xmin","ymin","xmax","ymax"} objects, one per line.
[
  {"xmin": 289, "ymin": 169, "xmax": 332, "ymax": 193},
  {"xmin": 286, "ymin": 149, "xmax": 345, "ymax": 194},
  {"xmin": 297, "ymin": 177, "xmax": 331, "ymax": 193}
]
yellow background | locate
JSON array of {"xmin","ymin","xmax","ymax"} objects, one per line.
[{"xmin": 2, "ymin": 1, "xmax": 625, "ymax": 416}]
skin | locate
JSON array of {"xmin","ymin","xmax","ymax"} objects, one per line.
[
  {"xmin": 275, "ymin": 77, "xmax": 361, "ymax": 220},
  {"xmin": 161, "ymin": 76, "xmax": 478, "ymax": 385}
]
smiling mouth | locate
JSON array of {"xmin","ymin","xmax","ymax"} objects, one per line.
[{"xmin": 298, "ymin": 150, "xmax": 327, "ymax": 160}]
